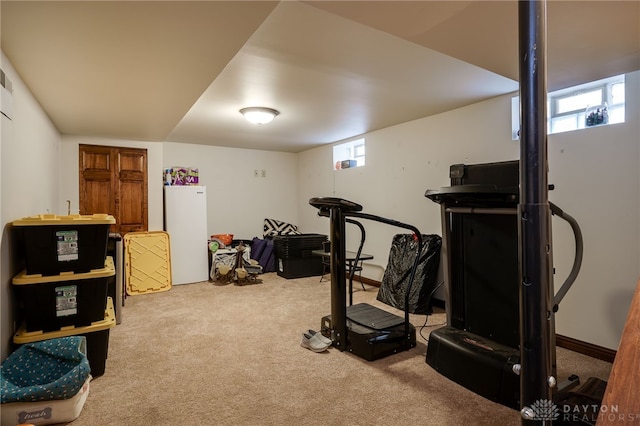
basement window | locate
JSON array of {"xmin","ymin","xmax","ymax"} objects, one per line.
[
  {"xmin": 333, "ymin": 138, "xmax": 365, "ymax": 170},
  {"xmin": 512, "ymin": 74, "xmax": 626, "ymax": 139}
]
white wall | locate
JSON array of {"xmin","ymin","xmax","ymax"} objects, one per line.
[
  {"xmin": 298, "ymin": 94, "xmax": 520, "ymax": 280},
  {"xmin": 549, "ymin": 71, "xmax": 640, "ymax": 350},
  {"xmin": 1, "ymin": 52, "xmax": 61, "ymax": 359},
  {"xmin": 297, "ymin": 71, "xmax": 640, "ymax": 350},
  {"xmin": 163, "ymin": 142, "xmax": 298, "ymax": 240},
  {"xmin": 58, "ymin": 138, "xmax": 299, "ymax": 242}
]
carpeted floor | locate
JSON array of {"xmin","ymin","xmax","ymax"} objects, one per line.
[{"xmin": 69, "ymin": 273, "xmax": 612, "ymax": 425}]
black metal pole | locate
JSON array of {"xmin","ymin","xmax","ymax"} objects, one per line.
[
  {"xmin": 329, "ymin": 206, "xmax": 347, "ymax": 350},
  {"xmin": 518, "ymin": 0, "xmax": 555, "ymax": 423},
  {"xmin": 345, "ymin": 218, "xmax": 366, "ymax": 307}
]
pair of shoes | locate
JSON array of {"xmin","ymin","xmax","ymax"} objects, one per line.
[
  {"xmin": 307, "ymin": 329, "xmax": 332, "ymax": 346},
  {"xmin": 300, "ymin": 329, "xmax": 332, "ymax": 353}
]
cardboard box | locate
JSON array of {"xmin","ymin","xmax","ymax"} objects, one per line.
[{"xmin": 341, "ymin": 160, "xmax": 357, "ymax": 169}]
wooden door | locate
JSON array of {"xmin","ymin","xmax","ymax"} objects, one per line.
[{"xmin": 79, "ymin": 144, "xmax": 148, "ymax": 235}]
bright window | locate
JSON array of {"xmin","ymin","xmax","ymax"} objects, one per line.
[
  {"xmin": 555, "ymin": 89, "xmax": 602, "ymax": 114},
  {"xmin": 333, "ymin": 138, "xmax": 365, "ymax": 170},
  {"xmin": 512, "ymin": 74, "xmax": 625, "ymax": 139}
]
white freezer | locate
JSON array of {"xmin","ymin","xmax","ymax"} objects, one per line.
[{"xmin": 164, "ymin": 186, "xmax": 209, "ymax": 285}]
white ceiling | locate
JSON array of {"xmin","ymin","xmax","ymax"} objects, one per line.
[{"xmin": 2, "ymin": 1, "xmax": 639, "ymax": 153}]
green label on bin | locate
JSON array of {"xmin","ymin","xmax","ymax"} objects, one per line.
[
  {"xmin": 56, "ymin": 230, "xmax": 79, "ymax": 262},
  {"xmin": 55, "ymin": 285, "xmax": 77, "ymax": 317}
]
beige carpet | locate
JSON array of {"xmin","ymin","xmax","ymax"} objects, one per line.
[{"xmin": 71, "ymin": 273, "xmax": 612, "ymax": 426}]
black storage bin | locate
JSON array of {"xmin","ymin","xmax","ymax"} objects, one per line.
[
  {"xmin": 13, "ymin": 298, "xmax": 116, "ymax": 377},
  {"xmin": 13, "ymin": 214, "xmax": 115, "ymax": 276},
  {"xmin": 273, "ymin": 233, "xmax": 327, "ymax": 258},
  {"xmin": 276, "ymin": 257, "xmax": 324, "ymax": 279},
  {"xmin": 81, "ymin": 328, "xmax": 111, "ymax": 377},
  {"xmin": 273, "ymin": 233, "xmax": 326, "ymax": 279},
  {"xmin": 12, "ymin": 257, "xmax": 114, "ymax": 332}
]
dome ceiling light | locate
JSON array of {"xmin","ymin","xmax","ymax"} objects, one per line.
[{"xmin": 240, "ymin": 107, "xmax": 280, "ymax": 125}]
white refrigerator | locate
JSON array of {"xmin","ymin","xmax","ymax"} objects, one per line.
[{"xmin": 164, "ymin": 186, "xmax": 209, "ymax": 285}]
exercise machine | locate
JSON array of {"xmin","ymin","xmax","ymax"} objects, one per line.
[
  {"xmin": 308, "ymin": 197, "xmax": 424, "ymax": 361},
  {"xmin": 424, "ymin": 160, "xmax": 583, "ymax": 409}
]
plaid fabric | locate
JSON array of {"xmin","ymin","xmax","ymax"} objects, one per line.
[{"xmin": 263, "ymin": 218, "xmax": 301, "ymax": 237}]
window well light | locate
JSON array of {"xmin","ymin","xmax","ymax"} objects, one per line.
[{"xmin": 240, "ymin": 107, "xmax": 280, "ymax": 125}]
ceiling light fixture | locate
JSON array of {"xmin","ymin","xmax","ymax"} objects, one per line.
[{"xmin": 240, "ymin": 107, "xmax": 280, "ymax": 125}]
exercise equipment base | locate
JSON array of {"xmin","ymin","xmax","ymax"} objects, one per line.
[
  {"xmin": 426, "ymin": 326, "xmax": 583, "ymax": 411},
  {"xmin": 426, "ymin": 326, "xmax": 521, "ymax": 409},
  {"xmin": 321, "ymin": 303, "xmax": 416, "ymax": 362}
]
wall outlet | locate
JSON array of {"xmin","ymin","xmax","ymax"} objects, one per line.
[{"xmin": 261, "ymin": 169, "xmax": 267, "ymax": 178}]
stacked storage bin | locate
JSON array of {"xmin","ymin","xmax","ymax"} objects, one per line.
[
  {"xmin": 273, "ymin": 234, "xmax": 327, "ymax": 279},
  {"xmin": 11, "ymin": 214, "xmax": 116, "ymax": 378}
]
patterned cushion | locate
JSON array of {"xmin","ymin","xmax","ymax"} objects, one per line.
[
  {"xmin": 1, "ymin": 336, "xmax": 91, "ymax": 403},
  {"xmin": 263, "ymin": 218, "xmax": 302, "ymax": 237}
]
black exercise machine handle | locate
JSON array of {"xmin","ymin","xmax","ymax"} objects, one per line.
[
  {"xmin": 348, "ymin": 211, "xmax": 423, "ymax": 343},
  {"xmin": 318, "ymin": 207, "xmax": 379, "ymax": 306},
  {"xmin": 550, "ymin": 202, "xmax": 583, "ymax": 312}
]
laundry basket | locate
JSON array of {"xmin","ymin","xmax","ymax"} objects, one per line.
[{"xmin": 1, "ymin": 336, "xmax": 91, "ymax": 425}]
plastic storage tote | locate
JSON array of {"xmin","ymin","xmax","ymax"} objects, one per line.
[
  {"xmin": 13, "ymin": 257, "xmax": 114, "ymax": 332},
  {"xmin": 14, "ymin": 298, "xmax": 116, "ymax": 377},
  {"xmin": 276, "ymin": 257, "xmax": 324, "ymax": 279},
  {"xmin": 273, "ymin": 233, "xmax": 327, "ymax": 259},
  {"xmin": 13, "ymin": 213, "xmax": 115, "ymax": 276},
  {"xmin": 273, "ymin": 234, "xmax": 327, "ymax": 279}
]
